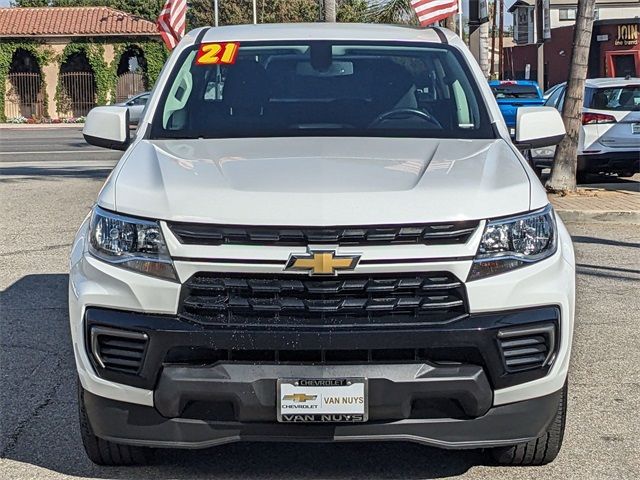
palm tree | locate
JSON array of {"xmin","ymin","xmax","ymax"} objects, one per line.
[
  {"xmin": 368, "ymin": 0, "xmax": 418, "ymax": 24},
  {"xmin": 546, "ymin": 0, "xmax": 597, "ymax": 192},
  {"xmin": 325, "ymin": 0, "xmax": 337, "ymax": 22}
]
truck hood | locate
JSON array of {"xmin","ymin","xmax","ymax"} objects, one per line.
[{"xmin": 104, "ymin": 137, "xmax": 531, "ymax": 225}]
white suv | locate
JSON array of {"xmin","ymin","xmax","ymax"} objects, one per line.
[
  {"xmin": 531, "ymin": 78, "xmax": 640, "ymax": 180},
  {"xmin": 71, "ymin": 24, "xmax": 574, "ymax": 466}
]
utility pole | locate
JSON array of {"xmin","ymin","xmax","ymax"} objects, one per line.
[
  {"xmin": 546, "ymin": 0, "xmax": 597, "ymax": 193},
  {"xmin": 458, "ymin": 0, "xmax": 463, "ymax": 39},
  {"xmin": 490, "ymin": 0, "xmax": 497, "ymax": 77},
  {"xmin": 252, "ymin": 0, "xmax": 257, "ymax": 24},
  {"xmin": 498, "ymin": 0, "xmax": 504, "ymax": 79},
  {"xmin": 324, "ymin": 0, "xmax": 336, "ymax": 22},
  {"xmin": 479, "ymin": 21, "xmax": 490, "ymax": 78},
  {"xmin": 213, "ymin": 0, "xmax": 219, "ymax": 27},
  {"xmin": 469, "ymin": 0, "xmax": 491, "ymax": 79}
]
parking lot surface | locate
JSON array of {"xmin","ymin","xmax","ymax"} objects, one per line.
[{"xmin": 1, "ymin": 128, "xmax": 639, "ymax": 479}]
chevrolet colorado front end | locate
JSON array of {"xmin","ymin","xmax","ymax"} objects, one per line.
[{"xmin": 70, "ymin": 24, "xmax": 574, "ymax": 466}]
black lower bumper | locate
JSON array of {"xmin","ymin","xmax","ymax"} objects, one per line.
[
  {"xmin": 154, "ymin": 362, "xmax": 493, "ymax": 420},
  {"xmin": 82, "ymin": 306, "xmax": 562, "ymax": 449},
  {"xmin": 83, "ymin": 387, "xmax": 563, "ymax": 449},
  {"xmin": 577, "ymin": 151, "xmax": 640, "ymax": 173},
  {"xmin": 85, "ymin": 306, "xmax": 560, "ymax": 392},
  {"xmin": 530, "ymin": 151, "xmax": 640, "ymax": 173}
]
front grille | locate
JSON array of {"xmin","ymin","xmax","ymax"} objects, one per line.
[
  {"xmin": 90, "ymin": 326, "xmax": 148, "ymax": 374},
  {"xmin": 167, "ymin": 221, "xmax": 479, "ymax": 247},
  {"xmin": 498, "ymin": 324, "xmax": 556, "ymax": 372},
  {"xmin": 179, "ymin": 272, "xmax": 469, "ymax": 328}
]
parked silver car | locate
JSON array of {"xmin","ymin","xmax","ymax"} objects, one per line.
[{"xmin": 114, "ymin": 91, "xmax": 150, "ymax": 124}]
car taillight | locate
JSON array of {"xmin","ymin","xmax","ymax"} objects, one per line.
[{"xmin": 582, "ymin": 112, "xmax": 617, "ymax": 125}]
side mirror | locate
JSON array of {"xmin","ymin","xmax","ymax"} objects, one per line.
[
  {"xmin": 514, "ymin": 106, "xmax": 566, "ymax": 149},
  {"xmin": 83, "ymin": 106, "xmax": 130, "ymax": 151}
]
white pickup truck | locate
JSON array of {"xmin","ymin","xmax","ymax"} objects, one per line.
[{"xmin": 70, "ymin": 23, "xmax": 575, "ymax": 466}]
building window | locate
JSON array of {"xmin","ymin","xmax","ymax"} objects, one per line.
[
  {"xmin": 558, "ymin": 8, "xmax": 598, "ymax": 21},
  {"xmin": 559, "ymin": 8, "xmax": 576, "ymax": 21}
]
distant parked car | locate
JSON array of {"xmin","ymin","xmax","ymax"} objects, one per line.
[
  {"xmin": 530, "ymin": 78, "xmax": 640, "ymax": 181},
  {"xmin": 489, "ymin": 80, "xmax": 544, "ymax": 136},
  {"xmin": 542, "ymin": 83, "xmax": 565, "ymax": 101},
  {"xmin": 114, "ymin": 92, "xmax": 150, "ymax": 124}
]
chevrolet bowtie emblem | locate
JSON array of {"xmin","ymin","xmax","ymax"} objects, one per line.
[
  {"xmin": 283, "ymin": 393, "xmax": 318, "ymax": 403},
  {"xmin": 285, "ymin": 250, "xmax": 360, "ymax": 276}
]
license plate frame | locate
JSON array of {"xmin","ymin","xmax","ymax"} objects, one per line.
[
  {"xmin": 632, "ymin": 123, "xmax": 640, "ymax": 135},
  {"xmin": 277, "ymin": 378, "xmax": 368, "ymax": 423}
]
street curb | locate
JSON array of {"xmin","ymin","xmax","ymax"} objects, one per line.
[
  {"xmin": 0, "ymin": 123, "xmax": 83, "ymax": 130},
  {"xmin": 556, "ymin": 209, "xmax": 640, "ymax": 224}
]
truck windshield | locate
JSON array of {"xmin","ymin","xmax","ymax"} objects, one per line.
[{"xmin": 151, "ymin": 41, "xmax": 495, "ymax": 140}]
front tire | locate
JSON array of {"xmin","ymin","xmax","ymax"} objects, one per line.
[
  {"xmin": 78, "ymin": 381, "xmax": 150, "ymax": 466},
  {"xmin": 490, "ymin": 380, "xmax": 568, "ymax": 466}
]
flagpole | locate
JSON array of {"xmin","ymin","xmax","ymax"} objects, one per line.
[
  {"xmin": 214, "ymin": 0, "xmax": 219, "ymax": 27},
  {"xmin": 458, "ymin": 0, "xmax": 463, "ymax": 39}
]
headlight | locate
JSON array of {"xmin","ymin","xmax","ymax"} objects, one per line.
[
  {"xmin": 468, "ymin": 205, "xmax": 557, "ymax": 281},
  {"xmin": 88, "ymin": 206, "xmax": 176, "ymax": 280}
]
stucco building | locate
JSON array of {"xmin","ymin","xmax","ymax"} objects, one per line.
[{"xmin": 0, "ymin": 6, "xmax": 163, "ymax": 121}]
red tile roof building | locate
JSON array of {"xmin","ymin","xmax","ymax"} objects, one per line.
[
  {"xmin": 1, "ymin": 7, "xmax": 163, "ymax": 121},
  {"xmin": 0, "ymin": 6, "xmax": 159, "ymax": 37}
]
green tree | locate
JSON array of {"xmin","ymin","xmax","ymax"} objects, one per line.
[
  {"xmin": 187, "ymin": 0, "xmax": 321, "ymax": 28},
  {"xmin": 11, "ymin": 0, "xmax": 49, "ymax": 6},
  {"xmin": 337, "ymin": 0, "xmax": 368, "ymax": 23}
]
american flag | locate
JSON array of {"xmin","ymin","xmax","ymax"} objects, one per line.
[
  {"xmin": 410, "ymin": 0, "xmax": 459, "ymax": 27},
  {"xmin": 157, "ymin": 0, "xmax": 187, "ymax": 50}
]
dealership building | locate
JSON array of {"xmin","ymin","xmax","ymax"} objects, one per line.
[{"xmin": 506, "ymin": 0, "xmax": 639, "ymax": 88}]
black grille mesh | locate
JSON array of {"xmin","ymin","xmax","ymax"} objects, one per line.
[
  {"xmin": 168, "ymin": 222, "xmax": 479, "ymax": 247},
  {"xmin": 179, "ymin": 272, "xmax": 469, "ymax": 328}
]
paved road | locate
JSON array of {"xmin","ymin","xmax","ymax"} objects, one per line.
[
  {"xmin": 0, "ymin": 127, "xmax": 121, "ymax": 163},
  {"xmin": 1, "ymin": 129, "xmax": 639, "ymax": 479}
]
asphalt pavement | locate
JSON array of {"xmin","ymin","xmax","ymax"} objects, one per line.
[
  {"xmin": 0, "ymin": 126, "xmax": 121, "ymax": 163},
  {"xmin": 1, "ymin": 128, "xmax": 639, "ymax": 479}
]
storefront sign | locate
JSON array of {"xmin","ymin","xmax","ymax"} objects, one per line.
[{"xmin": 615, "ymin": 24, "xmax": 638, "ymax": 46}]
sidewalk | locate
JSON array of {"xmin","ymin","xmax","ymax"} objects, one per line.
[{"xmin": 549, "ymin": 184, "xmax": 640, "ymax": 224}]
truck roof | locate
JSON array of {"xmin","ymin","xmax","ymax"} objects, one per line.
[
  {"xmin": 584, "ymin": 77, "xmax": 640, "ymax": 88},
  {"xmin": 192, "ymin": 23, "xmax": 455, "ymax": 46},
  {"xmin": 488, "ymin": 80, "xmax": 540, "ymax": 87}
]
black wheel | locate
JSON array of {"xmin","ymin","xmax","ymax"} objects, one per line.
[
  {"xmin": 78, "ymin": 381, "xmax": 150, "ymax": 466},
  {"xmin": 490, "ymin": 380, "xmax": 568, "ymax": 466}
]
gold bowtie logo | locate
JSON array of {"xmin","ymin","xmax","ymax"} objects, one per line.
[
  {"xmin": 285, "ymin": 250, "xmax": 360, "ymax": 276},
  {"xmin": 283, "ymin": 393, "xmax": 318, "ymax": 403}
]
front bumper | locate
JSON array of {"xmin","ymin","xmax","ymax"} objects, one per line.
[
  {"xmin": 82, "ymin": 385, "xmax": 563, "ymax": 449},
  {"xmin": 84, "ymin": 306, "xmax": 560, "ymax": 394},
  {"xmin": 79, "ymin": 305, "xmax": 561, "ymax": 448}
]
